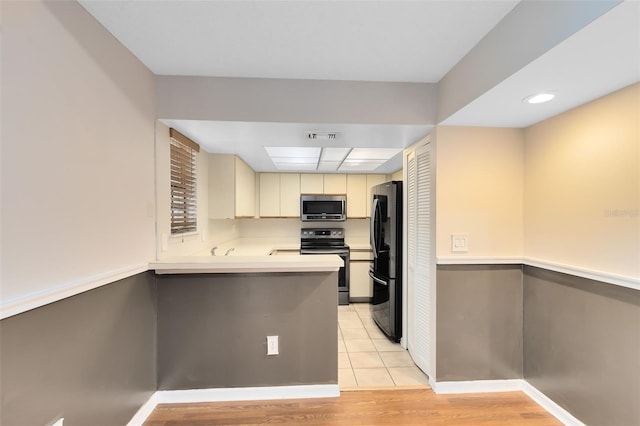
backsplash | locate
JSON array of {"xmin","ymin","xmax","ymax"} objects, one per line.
[{"xmin": 238, "ymin": 218, "xmax": 370, "ymax": 239}]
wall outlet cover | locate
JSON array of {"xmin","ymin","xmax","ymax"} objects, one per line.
[{"xmin": 267, "ymin": 335, "xmax": 279, "ymax": 355}]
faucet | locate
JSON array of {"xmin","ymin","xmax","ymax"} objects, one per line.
[
  {"xmin": 224, "ymin": 248, "xmax": 235, "ymax": 256},
  {"xmin": 210, "ymin": 246, "xmax": 218, "ymax": 256}
]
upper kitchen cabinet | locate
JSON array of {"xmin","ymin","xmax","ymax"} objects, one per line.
[
  {"xmin": 259, "ymin": 173, "xmax": 280, "ymax": 217},
  {"xmin": 300, "ymin": 173, "xmax": 347, "ymax": 195},
  {"xmin": 346, "ymin": 174, "xmax": 367, "ymax": 218},
  {"xmin": 365, "ymin": 174, "xmax": 388, "ymax": 217},
  {"xmin": 323, "ymin": 174, "xmax": 347, "ymax": 194},
  {"xmin": 209, "ymin": 154, "xmax": 256, "ymax": 219},
  {"xmin": 347, "ymin": 174, "xmax": 387, "ymax": 218},
  {"xmin": 280, "ymin": 173, "xmax": 301, "ymax": 217},
  {"xmin": 259, "ymin": 173, "xmax": 301, "ymax": 217},
  {"xmin": 300, "ymin": 174, "xmax": 324, "ymax": 194}
]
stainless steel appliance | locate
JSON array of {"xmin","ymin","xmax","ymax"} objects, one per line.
[
  {"xmin": 300, "ymin": 227, "xmax": 350, "ymax": 305},
  {"xmin": 300, "ymin": 195, "xmax": 346, "ymax": 222},
  {"xmin": 370, "ymin": 181, "xmax": 402, "ymax": 342}
]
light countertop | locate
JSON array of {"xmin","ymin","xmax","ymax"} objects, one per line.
[
  {"xmin": 150, "ymin": 254, "xmax": 343, "ymax": 274},
  {"xmin": 150, "ymin": 237, "xmax": 370, "ymax": 274}
]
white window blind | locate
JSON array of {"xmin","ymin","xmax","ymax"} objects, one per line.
[{"xmin": 170, "ymin": 128, "xmax": 200, "ymax": 234}]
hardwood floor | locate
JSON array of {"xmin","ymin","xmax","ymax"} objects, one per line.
[{"xmin": 143, "ymin": 388, "xmax": 561, "ymax": 425}]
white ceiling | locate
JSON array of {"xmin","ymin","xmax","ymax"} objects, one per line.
[
  {"xmin": 78, "ymin": 0, "xmax": 518, "ymax": 83},
  {"xmin": 443, "ymin": 0, "xmax": 640, "ymax": 127},
  {"xmin": 79, "ymin": 0, "xmax": 639, "ymax": 173}
]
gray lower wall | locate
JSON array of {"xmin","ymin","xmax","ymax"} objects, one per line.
[
  {"xmin": 156, "ymin": 272, "xmax": 338, "ymax": 390},
  {"xmin": 435, "ymin": 263, "xmax": 640, "ymax": 425},
  {"xmin": 0, "ymin": 272, "xmax": 157, "ymax": 426},
  {"xmin": 436, "ymin": 264, "xmax": 523, "ymax": 381},
  {"xmin": 523, "ymin": 266, "xmax": 640, "ymax": 426}
]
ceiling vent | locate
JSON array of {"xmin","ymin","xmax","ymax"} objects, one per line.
[{"xmin": 306, "ymin": 132, "xmax": 339, "ymax": 140}]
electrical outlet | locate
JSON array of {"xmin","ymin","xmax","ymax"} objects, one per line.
[{"xmin": 267, "ymin": 335, "xmax": 279, "ymax": 355}]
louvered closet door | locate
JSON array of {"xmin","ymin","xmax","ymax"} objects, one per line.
[{"xmin": 406, "ymin": 141, "xmax": 434, "ymax": 379}]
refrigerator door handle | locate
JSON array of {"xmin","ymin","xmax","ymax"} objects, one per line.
[
  {"xmin": 370, "ymin": 198, "xmax": 379, "ymax": 258},
  {"xmin": 369, "ymin": 270, "xmax": 388, "ymax": 286}
]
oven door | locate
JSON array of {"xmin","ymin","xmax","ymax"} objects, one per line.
[{"xmin": 300, "ymin": 248, "xmax": 350, "ymax": 305}]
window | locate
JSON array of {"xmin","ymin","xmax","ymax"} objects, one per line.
[{"xmin": 169, "ymin": 128, "xmax": 200, "ymax": 234}]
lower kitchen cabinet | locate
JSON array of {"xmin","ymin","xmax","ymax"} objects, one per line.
[{"xmin": 349, "ymin": 249, "xmax": 373, "ymax": 301}]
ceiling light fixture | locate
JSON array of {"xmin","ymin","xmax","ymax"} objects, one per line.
[{"xmin": 523, "ymin": 92, "xmax": 557, "ymax": 104}]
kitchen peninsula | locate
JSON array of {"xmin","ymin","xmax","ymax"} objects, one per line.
[{"xmin": 149, "ymin": 252, "xmax": 342, "ymax": 393}]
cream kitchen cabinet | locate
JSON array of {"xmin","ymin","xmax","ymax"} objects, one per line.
[
  {"xmin": 346, "ymin": 173, "xmax": 387, "ymax": 218},
  {"xmin": 323, "ymin": 174, "xmax": 346, "ymax": 194},
  {"xmin": 346, "ymin": 174, "xmax": 367, "ymax": 218},
  {"xmin": 259, "ymin": 173, "xmax": 300, "ymax": 217},
  {"xmin": 300, "ymin": 174, "xmax": 324, "ymax": 194},
  {"xmin": 365, "ymin": 174, "xmax": 387, "ymax": 217},
  {"xmin": 300, "ymin": 173, "xmax": 348, "ymax": 195},
  {"xmin": 280, "ymin": 173, "xmax": 301, "ymax": 217},
  {"xmin": 209, "ymin": 154, "xmax": 256, "ymax": 219},
  {"xmin": 259, "ymin": 173, "xmax": 281, "ymax": 217},
  {"xmin": 349, "ymin": 249, "xmax": 373, "ymax": 301}
]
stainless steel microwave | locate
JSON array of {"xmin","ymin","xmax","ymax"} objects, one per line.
[{"xmin": 300, "ymin": 195, "xmax": 346, "ymax": 222}]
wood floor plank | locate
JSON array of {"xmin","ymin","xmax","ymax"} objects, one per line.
[{"xmin": 143, "ymin": 389, "xmax": 562, "ymax": 425}]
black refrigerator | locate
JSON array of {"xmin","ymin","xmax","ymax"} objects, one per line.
[{"xmin": 369, "ymin": 181, "xmax": 402, "ymax": 342}]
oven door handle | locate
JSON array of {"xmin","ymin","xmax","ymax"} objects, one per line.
[{"xmin": 368, "ymin": 270, "xmax": 388, "ymax": 286}]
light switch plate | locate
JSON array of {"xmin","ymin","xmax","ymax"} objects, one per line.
[{"xmin": 451, "ymin": 234, "xmax": 468, "ymax": 253}]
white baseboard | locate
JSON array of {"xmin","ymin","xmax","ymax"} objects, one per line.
[
  {"xmin": 155, "ymin": 384, "xmax": 340, "ymax": 403},
  {"xmin": 126, "ymin": 392, "xmax": 158, "ymax": 426},
  {"xmin": 432, "ymin": 379, "xmax": 524, "ymax": 394},
  {"xmin": 521, "ymin": 381, "xmax": 586, "ymax": 426},
  {"xmin": 127, "ymin": 384, "xmax": 340, "ymax": 426},
  {"xmin": 432, "ymin": 379, "xmax": 585, "ymax": 426}
]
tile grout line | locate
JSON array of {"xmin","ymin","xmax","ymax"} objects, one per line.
[{"xmin": 341, "ymin": 305, "xmax": 395, "ymax": 388}]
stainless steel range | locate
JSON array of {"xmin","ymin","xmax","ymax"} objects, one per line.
[{"xmin": 300, "ymin": 228, "xmax": 350, "ymax": 305}]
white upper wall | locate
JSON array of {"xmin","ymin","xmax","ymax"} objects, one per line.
[
  {"xmin": 524, "ymin": 83, "xmax": 639, "ymax": 279},
  {"xmin": 436, "ymin": 126, "xmax": 524, "ymax": 259},
  {"xmin": 1, "ymin": 1, "xmax": 156, "ymax": 308}
]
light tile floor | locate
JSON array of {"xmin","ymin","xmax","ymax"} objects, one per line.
[{"xmin": 338, "ymin": 303, "xmax": 430, "ymax": 389}]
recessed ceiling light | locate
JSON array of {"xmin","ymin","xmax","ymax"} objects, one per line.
[{"xmin": 523, "ymin": 92, "xmax": 557, "ymax": 104}]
